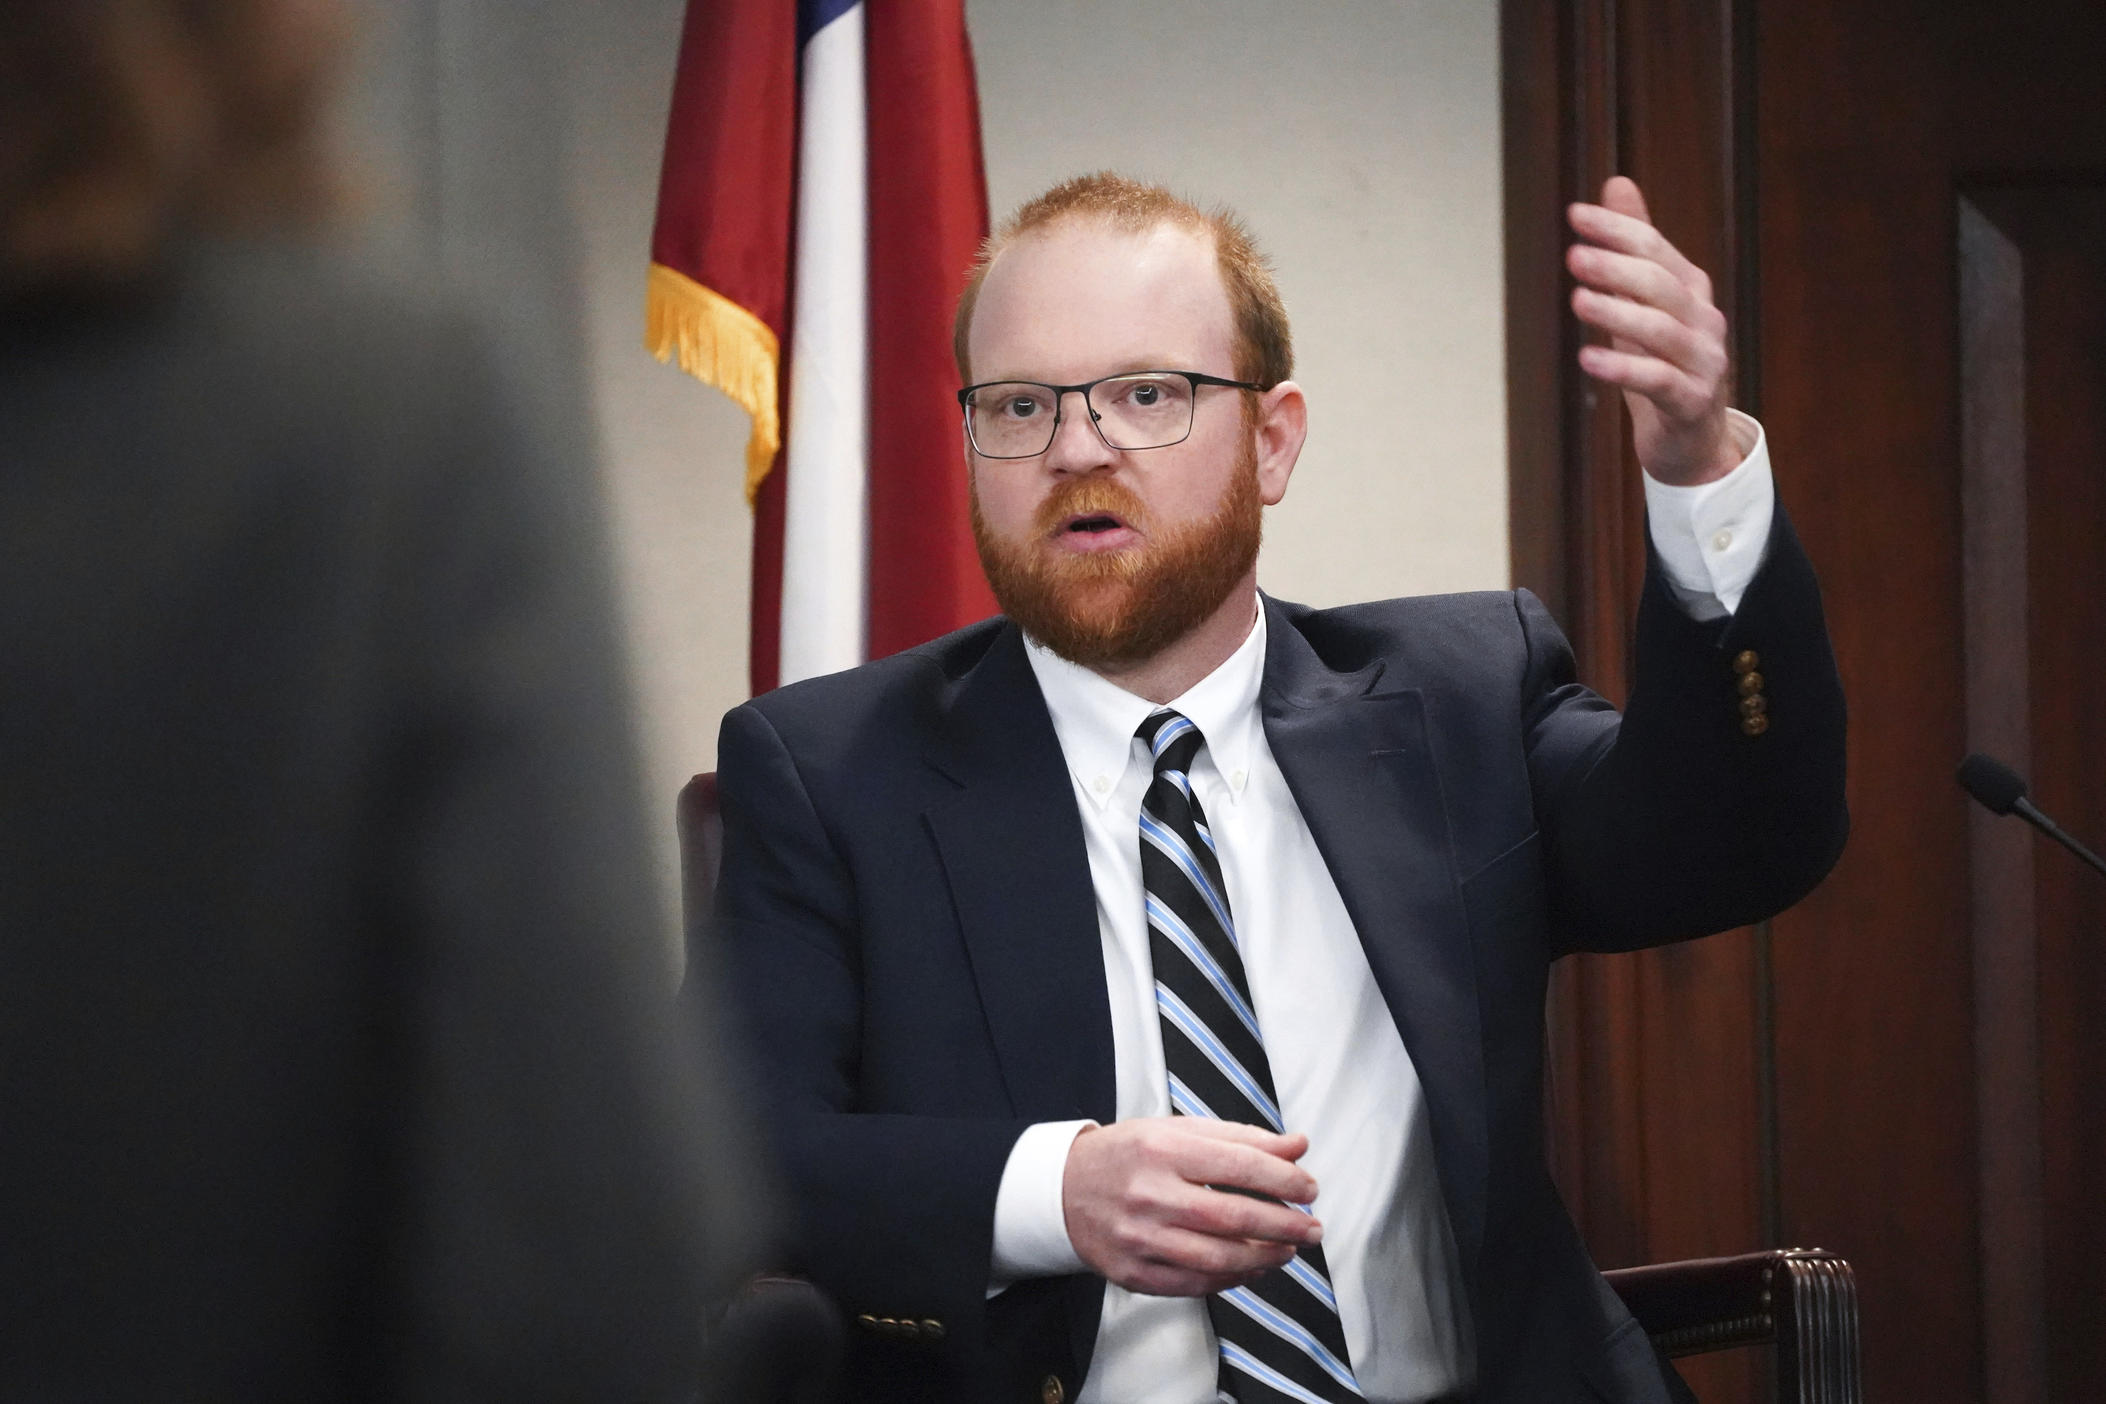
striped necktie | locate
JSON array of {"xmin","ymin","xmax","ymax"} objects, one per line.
[{"xmin": 1137, "ymin": 709, "xmax": 1364, "ymax": 1404}]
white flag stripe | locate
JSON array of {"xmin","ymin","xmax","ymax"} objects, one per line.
[{"xmin": 778, "ymin": 3, "xmax": 868, "ymax": 686}]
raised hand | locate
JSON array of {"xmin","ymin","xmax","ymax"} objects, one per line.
[
  {"xmin": 1566, "ymin": 176, "xmax": 1739, "ymax": 486},
  {"xmin": 1061, "ymin": 1116, "xmax": 1325, "ymax": 1297}
]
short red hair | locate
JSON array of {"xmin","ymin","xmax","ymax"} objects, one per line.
[{"xmin": 952, "ymin": 172, "xmax": 1294, "ymax": 390}]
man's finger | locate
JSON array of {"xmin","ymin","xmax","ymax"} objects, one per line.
[
  {"xmin": 1566, "ymin": 245, "xmax": 1704, "ymax": 323},
  {"xmin": 1175, "ymin": 1186, "xmax": 1325, "ymax": 1246},
  {"xmin": 1571, "ymin": 288, "xmax": 1720, "ymax": 381},
  {"xmin": 1602, "ymin": 174, "xmax": 1650, "ymax": 224},
  {"xmin": 1148, "ymin": 1225, "xmax": 1301, "ymax": 1279},
  {"xmin": 1171, "ymin": 1118, "xmax": 1310, "ymax": 1160},
  {"xmin": 1577, "ymin": 346, "xmax": 1712, "ymax": 420},
  {"xmin": 1121, "ymin": 1230, "xmax": 1299, "ymax": 1297},
  {"xmin": 1172, "ymin": 1134, "xmax": 1320, "ymax": 1207},
  {"xmin": 1115, "ymin": 1226, "xmax": 1297, "ymax": 1297},
  {"xmin": 1566, "ymin": 201, "xmax": 1707, "ymax": 296}
]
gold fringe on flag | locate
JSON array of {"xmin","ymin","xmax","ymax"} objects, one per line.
[{"xmin": 645, "ymin": 262, "xmax": 781, "ymax": 503}]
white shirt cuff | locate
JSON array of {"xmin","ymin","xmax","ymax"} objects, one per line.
[
  {"xmin": 989, "ymin": 1119, "xmax": 1094, "ymax": 1290},
  {"xmin": 1642, "ymin": 407, "xmax": 1775, "ymax": 620}
]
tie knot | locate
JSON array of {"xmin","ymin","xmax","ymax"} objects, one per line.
[{"xmin": 1138, "ymin": 709, "xmax": 1205, "ymax": 775}]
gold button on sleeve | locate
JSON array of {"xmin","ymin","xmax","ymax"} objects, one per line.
[
  {"xmin": 1732, "ymin": 649, "xmax": 1761, "ymax": 675},
  {"xmin": 1740, "ymin": 694, "xmax": 1768, "ymax": 719},
  {"xmin": 1040, "ymin": 1374, "xmax": 1067, "ymax": 1404},
  {"xmin": 1742, "ymin": 713, "xmax": 1771, "ymax": 737},
  {"xmin": 1736, "ymin": 671, "xmax": 1765, "ymax": 697}
]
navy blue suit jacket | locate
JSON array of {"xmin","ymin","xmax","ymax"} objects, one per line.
[{"xmin": 708, "ymin": 510, "xmax": 1846, "ymax": 1404}]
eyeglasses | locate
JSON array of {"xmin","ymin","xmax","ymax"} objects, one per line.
[{"xmin": 956, "ymin": 369, "xmax": 1262, "ymax": 459}]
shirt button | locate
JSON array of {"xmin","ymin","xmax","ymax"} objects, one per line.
[
  {"xmin": 1711, "ymin": 528, "xmax": 1734, "ymax": 552},
  {"xmin": 1091, "ymin": 775, "xmax": 1110, "ymax": 794},
  {"xmin": 1231, "ymin": 769, "xmax": 1247, "ymax": 789}
]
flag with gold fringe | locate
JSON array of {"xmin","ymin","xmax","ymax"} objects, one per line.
[{"xmin": 647, "ymin": 0, "xmax": 996, "ymax": 693}]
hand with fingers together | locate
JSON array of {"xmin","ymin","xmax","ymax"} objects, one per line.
[
  {"xmin": 1567, "ymin": 175, "xmax": 1740, "ymax": 487},
  {"xmin": 1061, "ymin": 1116, "xmax": 1327, "ymax": 1298}
]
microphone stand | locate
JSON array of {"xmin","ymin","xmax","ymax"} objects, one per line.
[
  {"xmin": 2007, "ymin": 795, "xmax": 2106, "ymax": 880},
  {"xmin": 1957, "ymin": 753, "xmax": 2106, "ymax": 881}
]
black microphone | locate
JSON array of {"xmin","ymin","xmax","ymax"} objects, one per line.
[{"xmin": 1957, "ymin": 753, "xmax": 2106, "ymax": 880}]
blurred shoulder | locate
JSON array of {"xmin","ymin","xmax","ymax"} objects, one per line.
[
  {"xmin": 0, "ymin": 238, "xmax": 510, "ymax": 469},
  {"xmin": 181, "ymin": 238, "xmax": 494, "ymax": 401}
]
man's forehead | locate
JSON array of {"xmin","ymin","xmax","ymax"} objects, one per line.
[{"xmin": 967, "ymin": 216, "xmax": 1235, "ymax": 379}]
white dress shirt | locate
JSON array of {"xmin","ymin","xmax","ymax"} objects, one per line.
[{"xmin": 991, "ymin": 412, "xmax": 1774, "ymax": 1403}]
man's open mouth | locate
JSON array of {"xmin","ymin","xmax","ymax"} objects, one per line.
[{"xmin": 1062, "ymin": 513, "xmax": 1127, "ymax": 535}]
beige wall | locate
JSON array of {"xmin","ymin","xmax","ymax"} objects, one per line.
[
  {"xmin": 971, "ymin": 0, "xmax": 1509, "ymax": 611},
  {"xmin": 348, "ymin": 0, "xmax": 1508, "ymax": 910}
]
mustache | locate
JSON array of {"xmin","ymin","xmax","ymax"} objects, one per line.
[{"xmin": 1030, "ymin": 476, "xmax": 1151, "ymax": 536}]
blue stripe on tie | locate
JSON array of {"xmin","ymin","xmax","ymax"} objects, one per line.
[
  {"xmin": 1282, "ymin": 1252, "xmax": 1340, "ymax": 1313},
  {"xmin": 1139, "ymin": 810, "xmax": 1236, "ymax": 937},
  {"xmin": 1166, "ymin": 1072, "xmax": 1217, "ymax": 1120},
  {"xmin": 1149, "ymin": 713, "xmax": 1197, "ymax": 757},
  {"xmin": 1218, "ymin": 1341, "xmax": 1353, "ymax": 1404},
  {"xmin": 1146, "ymin": 894, "xmax": 1262, "ymax": 1042},
  {"xmin": 1158, "ymin": 768, "xmax": 1218, "ymax": 852},
  {"xmin": 1220, "ymin": 1287, "xmax": 1362, "ymax": 1395},
  {"xmin": 1155, "ymin": 984, "xmax": 1284, "ymax": 1131}
]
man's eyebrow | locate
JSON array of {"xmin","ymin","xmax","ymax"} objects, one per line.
[{"xmin": 1102, "ymin": 358, "xmax": 1187, "ymax": 377}]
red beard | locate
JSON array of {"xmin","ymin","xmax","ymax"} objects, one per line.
[{"xmin": 971, "ymin": 445, "xmax": 1263, "ymax": 671}]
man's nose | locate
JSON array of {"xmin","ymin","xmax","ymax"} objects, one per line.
[{"xmin": 1043, "ymin": 388, "xmax": 1116, "ymax": 474}]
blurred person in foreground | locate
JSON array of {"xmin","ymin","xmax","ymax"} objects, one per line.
[{"xmin": 0, "ymin": 2, "xmax": 762, "ymax": 1398}]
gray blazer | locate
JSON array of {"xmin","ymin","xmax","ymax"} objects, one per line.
[{"xmin": 0, "ymin": 242, "xmax": 760, "ymax": 1401}]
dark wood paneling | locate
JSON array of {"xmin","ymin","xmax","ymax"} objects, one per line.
[
  {"xmin": 1957, "ymin": 194, "xmax": 2043, "ymax": 1404},
  {"xmin": 2007, "ymin": 187, "xmax": 2106, "ymax": 1404},
  {"xmin": 1752, "ymin": 4, "xmax": 1984, "ymax": 1397},
  {"xmin": 1507, "ymin": 5, "xmax": 2106, "ymax": 1404},
  {"xmin": 1502, "ymin": 0, "xmax": 1571, "ymax": 623},
  {"xmin": 1758, "ymin": 7, "xmax": 2106, "ymax": 1401},
  {"xmin": 1501, "ymin": 6, "xmax": 1769, "ymax": 1401}
]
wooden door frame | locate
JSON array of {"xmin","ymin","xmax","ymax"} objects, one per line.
[{"xmin": 1499, "ymin": 0, "xmax": 1779, "ymax": 1280}]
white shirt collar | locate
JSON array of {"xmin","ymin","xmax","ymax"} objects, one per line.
[{"xmin": 1023, "ymin": 598, "xmax": 1267, "ymax": 810}]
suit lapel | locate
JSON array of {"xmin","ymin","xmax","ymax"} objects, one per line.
[
  {"xmin": 921, "ymin": 624, "xmax": 1118, "ymax": 1127},
  {"xmin": 1258, "ymin": 597, "xmax": 1489, "ymax": 1280}
]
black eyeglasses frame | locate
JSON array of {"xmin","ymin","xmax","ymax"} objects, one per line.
[{"xmin": 955, "ymin": 369, "xmax": 1264, "ymax": 459}]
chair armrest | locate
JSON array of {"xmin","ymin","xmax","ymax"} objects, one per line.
[
  {"xmin": 678, "ymin": 771, "xmax": 723, "ymax": 946},
  {"xmin": 1605, "ymin": 1248, "xmax": 1861, "ymax": 1403},
  {"xmin": 701, "ymin": 1273, "xmax": 846, "ymax": 1404}
]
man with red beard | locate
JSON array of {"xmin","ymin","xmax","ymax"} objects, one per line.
[{"xmin": 706, "ymin": 173, "xmax": 1845, "ymax": 1404}]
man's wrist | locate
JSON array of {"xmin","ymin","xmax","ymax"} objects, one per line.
[{"xmin": 1643, "ymin": 409, "xmax": 1774, "ymax": 618}]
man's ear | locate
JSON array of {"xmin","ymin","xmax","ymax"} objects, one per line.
[{"xmin": 1253, "ymin": 380, "xmax": 1308, "ymax": 506}]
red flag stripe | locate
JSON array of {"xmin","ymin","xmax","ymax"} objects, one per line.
[
  {"xmin": 864, "ymin": 0, "xmax": 999, "ymax": 659},
  {"xmin": 649, "ymin": 0, "xmax": 797, "ymax": 340}
]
